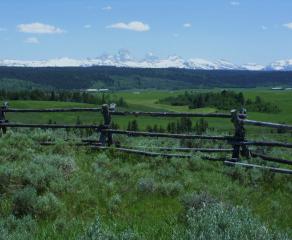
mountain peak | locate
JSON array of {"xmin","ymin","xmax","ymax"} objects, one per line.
[
  {"xmin": 265, "ymin": 59, "xmax": 292, "ymax": 71},
  {"xmin": 1, "ymin": 53, "xmax": 292, "ymax": 71}
]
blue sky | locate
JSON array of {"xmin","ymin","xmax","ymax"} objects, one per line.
[{"xmin": 0, "ymin": 0, "xmax": 292, "ymax": 64}]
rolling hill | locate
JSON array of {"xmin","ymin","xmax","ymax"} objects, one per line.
[{"xmin": 1, "ymin": 66, "xmax": 292, "ymax": 90}]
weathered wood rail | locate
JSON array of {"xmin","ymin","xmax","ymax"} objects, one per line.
[
  {"xmin": 102, "ymin": 129, "xmax": 232, "ymax": 141},
  {"xmin": 242, "ymin": 119, "xmax": 292, "ymax": 131},
  {"xmin": 0, "ymin": 123, "xmax": 103, "ymax": 129},
  {"xmin": 2, "ymin": 108, "xmax": 102, "ymax": 113},
  {"xmin": 1, "ymin": 103, "xmax": 292, "ymax": 175},
  {"xmin": 224, "ymin": 161, "xmax": 292, "ymax": 175}
]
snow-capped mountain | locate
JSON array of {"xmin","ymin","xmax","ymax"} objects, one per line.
[
  {"xmin": 265, "ymin": 60, "xmax": 292, "ymax": 71},
  {"xmin": 186, "ymin": 59, "xmax": 239, "ymax": 70},
  {"xmin": 1, "ymin": 51, "xmax": 292, "ymax": 71},
  {"xmin": 241, "ymin": 63, "xmax": 265, "ymax": 71}
]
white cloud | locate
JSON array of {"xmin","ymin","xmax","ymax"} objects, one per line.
[
  {"xmin": 261, "ymin": 25, "xmax": 268, "ymax": 30},
  {"xmin": 173, "ymin": 33, "xmax": 180, "ymax": 38},
  {"xmin": 230, "ymin": 1, "xmax": 240, "ymax": 6},
  {"xmin": 107, "ymin": 21, "xmax": 150, "ymax": 32},
  {"xmin": 17, "ymin": 22, "xmax": 64, "ymax": 34},
  {"xmin": 0, "ymin": 27, "xmax": 7, "ymax": 32},
  {"xmin": 283, "ymin": 22, "xmax": 292, "ymax": 29},
  {"xmin": 183, "ymin": 23, "xmax": 192, "ymax": 28},
  {"xmin": 84, "ymin": 24, "xmax": 92, "ymax": 29},
  {"xmin": 102, "ymin": 6, "xmax": 112, "ymax": 11},
  {"xmin": 25, "ymin": 37, "xmax": 40, "ymax": 44}
]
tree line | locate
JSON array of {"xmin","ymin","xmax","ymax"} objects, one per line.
[
  {"xmin": 1, "ymin": 66, "xmax": 292, "ymax": 90},
  {"xmin": 126, "ymin": 117, "xmax": 209, "ymax": 134},
  {"xmin": 158, "ymin": 90, "xmax": 280, "ymax": 113},
  {"xmin": 0, "ymin": 89, "xmax": 128, "ymax": 107}
]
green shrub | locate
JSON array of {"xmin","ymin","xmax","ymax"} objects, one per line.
[
  {"xmin": 0, "ymin": 215, "xmax": 36, "ymax": 240},
  {"xmin": 12, "ymin": 187, "xmax": 63, "ymax": 219},
  {"xmin": 108, "ymin": 194, "xmax": 122, "ymax": 212},
  {"xmin": 52, "ymin": 217, "xmax": 68, "ymax": 234},
  {"xmin": 156, "ymin": 181, "xmax": 184, "ymax": 196},
  {"xmin": 157, "ymin": 165, "xmax": 177, "ymax": 178},
  {"xmin": 94, "ymin": 153, "xmax": 112, "ymax": 177},
  {"xmin": 12, "ymin": 187, "xmax": 37, "ymax": 217},
  {"xmin": 43, "ymin": 154, "xmax": 77, "ymax": 179},
  {"xmin": 35, "ymin": 193, "xmax": 63, "ymax": 219},
  {"xmin": 177, "ymin": 192, "xmax": 288, "ymax": 240},
  {"xmin": 181, "ymin": 192, "xmax": 217, "ymax": 212},
  {"xmin": 137, "ymin": 177, "xmax": 156, "ymax": 193},
  {"xmin": 0, "ymin": 132, "xmax": 35, "ymax": 162},
  {"xmin": 225, "ymin": 161, "xmax": 277, "ymax": 186},
  {"xmin": 0, "ymin": 165, "xmax": 13, "ymax": 193},
  {"xmin": 115, "ymin": 165, "xmax": 132, "ymax": 179},
  {"xmin": 79, "ymin": 216, "xmax": 114, "ymax": 240},
  {"xmin": 118, "ymin": 229, "xmax": 141, "ymax": 240},
  {"xmin": 80, "ymin": 216, "xmax": 140, "ymax": 240},
  {"xmin": 22, "ymin": 160, "xmax": 62, "ymax": 193},
  {"xmin": 30, "ymin": 129, "xmax": 56, "ymax": 142},
  {"xmin": 21, "ymin": 154, "xmax": 76, "ymax": 193},
  {"xmin": 181, "ymin": 203, "xmax": 289, "ymax": 240},
  {"xmin": 187, "ymin": 155, "xmax": 208, "ymax": 172}
]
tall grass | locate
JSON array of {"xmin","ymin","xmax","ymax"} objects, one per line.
[{"xmin": 0, "ymin": 129, "xmax": 291, "ymax": 239}]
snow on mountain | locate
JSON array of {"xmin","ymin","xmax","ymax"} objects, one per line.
[
  {"xmin": 186, "ymin": 58, "xmax": 218, "ymax": 70},
  {"xmin": 0, "ymin": 58, "xmax": 86, "ymax": 67},
  {"xmin": 1, "ymin": 52, "xmax": 292, "ymax": 71},
  {"xmin": 241, "ymin": 63, "xmax": 265, "ymax": 71},
  {"xmin": 185, "ymin": 59, "xmax": 239, "ymax": 70},
  {"xmin": 153, "ymin": 56, "xmax": 186, "ymax": 68},
  {"xmin": 265, "ymin": 59, "xmax": 292, "ymax": 71},
  {"xmin": 214, "ymin": 59, "xmax": 239, "ymax": 70}
]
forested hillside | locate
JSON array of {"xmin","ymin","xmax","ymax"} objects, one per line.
[
  {"xmin": 1, "ymin": 66, "xmax": 292, "ymax": 90},
  {"xmin": 158, "ymin": 90, "xmax": 281, "ymax": 113}
]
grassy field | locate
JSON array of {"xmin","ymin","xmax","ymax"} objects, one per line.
[
  {"xmin": 0, "ymin": 130, "xmax": 291, "ymax": 239},
  {"xmin": 1, "ymin": 88, "xmax": 292, "ymax": 239},
  {"xmin": 5, "ymin": 88, "xmax": 292, "ymax": 140}
]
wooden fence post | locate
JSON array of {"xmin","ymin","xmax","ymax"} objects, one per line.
[
  {"xmin": 0, "ymin": 102, "xmax": 8, "ymax": 135},
  {"xmin": 99, "ymin": 104, "xmax": 113, "ymax": 146},
  {"xmin": 231, "ymin": 108, "xmax": 250, "ymax": 161}
]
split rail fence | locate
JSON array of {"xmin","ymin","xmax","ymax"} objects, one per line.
[{"xmin": 0, "ymin": 103, "xmax": 292, "ymax": 175}]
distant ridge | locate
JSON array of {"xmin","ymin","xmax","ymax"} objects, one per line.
[{"xmin": 1, "ymin": 50, "xmax": 292, "ymax": 71}]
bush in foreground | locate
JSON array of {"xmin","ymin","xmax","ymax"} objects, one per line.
[{"xmin": 175, "ymin": 193, "xmax": 289, "ymax": 240}]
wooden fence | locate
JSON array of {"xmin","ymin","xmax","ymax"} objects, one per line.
[{"xmin": 1, "ymin": 103, "xmax": 292, "ymax": 175}]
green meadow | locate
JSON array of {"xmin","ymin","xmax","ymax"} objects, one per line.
[
  {"xmin": 1, "ymin": 88, "xmax": 292, "ymax": 239},
  {"xmin": 4, "ymin": 88, "xmax": 292, "ymax": 140}
]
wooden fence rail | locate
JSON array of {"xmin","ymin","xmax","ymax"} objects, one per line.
[
  {"xmin": 2, "ymin": 108, "xmax": 102, "ymax": 113},
  {"xmin": 237, "ymin": 141, "xmax": 292, "ymax": 148},
  {"xmin": 2, "ymin": 107, "xmax": 231, "ymax": 118},
  {"xmin": 102, "ymin": 129, "xmax": 232, "ymax": 141},
  {"xmin": 224, "ymin": 161, "xmax": 292, "ymax": 175},
  {"xmin": 1, "ymin": 103, "xmax": 292, "ymax": 175},
  {"xmin": 0, "ymin": 123, "xmax": 103, "ymax": 129},
  {"xmin": 111, "ymin": 111, "xmax": 232, "ymax": 118},
  {"xmin": 119, "ymin": 146, "xmax": 233, "ymax": 153},
  {"xmin": 92, "ymin": 146, "xmax": 228, "ymax": 162},
  {"xmin": 250, "ymin": 152, "xmax": 292, "ymax": 165},
  {"xmin": 40, "ymin": 141, "xmax": 233, "ymax": 153},
  {"xmin": 242, "ymin": 119, "xmax": 292, "ymax": 130}
]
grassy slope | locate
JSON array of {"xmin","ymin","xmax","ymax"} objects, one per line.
[
  {"xmin": 4, "ymin": 88, "xmax": 292, "ymax": 140},
  {"xmin": 0, "ymin": 132, "xmax": 291, "ymax": 239},
  {"xmin": 115, "ymin": 89, "xmax": 292, "ymax": 140},
  {"xmin": 0, "ymin": 78, "xmax": 50, "ymax": 90},
  {"xmin": 1, "ymin": 88, "xmax": 292, "ymax": 239},
  {"xmin": 6, "ymin": 101, "xmax": 102, "ymax": 124}
]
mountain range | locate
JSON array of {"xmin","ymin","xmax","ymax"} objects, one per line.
[{"xmin": 1, "ymin": 50, "xmax": 292, "ymax": 71}]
